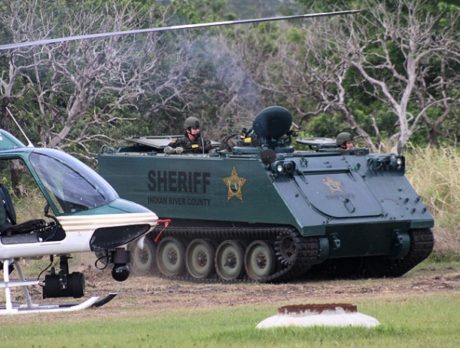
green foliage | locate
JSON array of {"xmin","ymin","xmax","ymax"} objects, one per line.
[
  {"xmin": 302, "ymin": 113, "xmax": 347, "ymax": 138},
  {"xmin": 226, "ymin": 0, "xmax": 292, "ymax": 17},
  {"xmin": 286, "ymin": 28, "xmax": 304, "ymax": 44},
  {"xmin": 166, "ymin": 0, "xmax": 228, "ymax": 23}
]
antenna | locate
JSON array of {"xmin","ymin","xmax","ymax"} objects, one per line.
[
  {"xmin": 5, "ymin": 107, "xmax": 34, "ymax": 147},
  {"xmin": 0, "ymin": 10, "xmax": 361, "ymax": 51}
]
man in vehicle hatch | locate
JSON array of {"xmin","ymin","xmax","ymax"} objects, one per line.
[
  {"xmin": 336, "ymin": 132, "xmax": 354, "ymax": 150},
  {"xmin": 164, "ymin": 116, "xmax": 212, "ymax": 154}
]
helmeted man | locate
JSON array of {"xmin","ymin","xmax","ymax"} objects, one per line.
[
  {"xmin": 336, "ymin": 132, "xmax": 354, "ymax": 150},
  {"xmin": 164, "ymin": 116, "xmax": 212, "ymax": 154}
]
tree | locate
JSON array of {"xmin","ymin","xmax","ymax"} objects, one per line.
[
  {"xmin": 248, "ymin": 20, "xmax": 380, "ymax": 151},
  {"xmin": 250, "ymin": 0, "xmax": 460, "ymax": 153},
  {"xmin": 0, "ymin": 0, "xmax": 216, "ymax": 157},
  {"xmin": 2, "ymin": 0, "xmax": 459, "ymax": 158},
  {"xmin": 342, "ymin": 0, "xmax": 460, "ymax": 152},
  {"xmin": 1, "ymin": 0, "xmax": 269, "ymax": 156}
]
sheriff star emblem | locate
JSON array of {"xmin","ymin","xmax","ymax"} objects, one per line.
[
  {"xmin": 322, "ymin": 176, "xmax": 343, "ymax": 193},
  {"xmin": 223, "ymin": 167, "xmax": 246, "ymax": 201}
]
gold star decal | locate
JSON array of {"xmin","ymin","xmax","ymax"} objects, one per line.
[
  {"xmin": 322, "ymin": 176, "xmax": 343, "ymax": 193},
  {"xmin": 223, "ymin": 167, "xmax": 247, "ymax": 201}
]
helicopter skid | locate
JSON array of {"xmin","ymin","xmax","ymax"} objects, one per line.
[
  {"xmin": 1, "ymin": 259, "xmax": 117, "ymax": 315},
  {"xmin": 0, "ymin": 294, "xmax": 117, "ymax": 315}
]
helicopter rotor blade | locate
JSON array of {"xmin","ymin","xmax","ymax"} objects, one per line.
[{"xmin": 0, "ymin": 10, "xmax": 360, "ymax": 51}]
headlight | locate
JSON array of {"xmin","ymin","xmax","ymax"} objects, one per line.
[
  {"xmin": 395, "ymin": 156, "xmax": 405, "ymax": 171},
  {"xmin": 283, "ymin": 161, "xmax": 296, "ymax": 175},
  {"xmin": 389, "ymin": 154, "xmax": 397, "ymax": 167},
  {"xmin": 271, "ymin": 160, "xmax": 296, "ymax": 176},
  {"xmin": 276, "ymin": 162, "xmax": 284, "ymax": 173},
  {"xmin": 367, "ymin": 155, "xmax": 405, "ymax": 172}
]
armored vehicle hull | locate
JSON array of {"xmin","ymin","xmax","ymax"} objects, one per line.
[{"xmin": 98, "ymin": 107, "xmax": 434, "ymax": 282}]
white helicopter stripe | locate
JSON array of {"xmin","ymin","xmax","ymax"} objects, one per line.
[
  {"xmin": 57, "ymin": 212, "xmax": 158, "ymax": 232},
  {"xmin": 0, "ymin": 212, "xmax": 158, "ymax": 258}
]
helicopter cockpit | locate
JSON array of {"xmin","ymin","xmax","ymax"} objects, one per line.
[
  {"xmin": 0, "ymin": 148, "xmax": 121, "ymax": 242},
  {"xmin": 29, "ymin": 149, "xmax": 119, "ymax": 215}
]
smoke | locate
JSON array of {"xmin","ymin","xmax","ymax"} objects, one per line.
[
  {"xmin": 225, "ymin": 0, "xmax": 302, "ymax": 18},
  {"xmin": 186, "ymin": 34, "xmax": 264, "ymax": 137}
]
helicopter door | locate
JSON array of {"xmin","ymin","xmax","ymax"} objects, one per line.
[
  {"xmin": 0, "ymin": 158, "xmax": 64, "ymax": 241},
  {"xmin": 0, "ymin": 188, "xmax": 6, "ymax": 227},
  {"xmin": 0, "ymin": 182, "xmax": 43, "ymax": 241},
  {"xmin": 0, "ymin": 184, "xmax": 16, "ymax": 227}
]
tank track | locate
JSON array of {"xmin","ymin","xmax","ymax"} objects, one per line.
[
  {"xmin": 154, "ymin": 226, "xmax": 320, "ymax": 283},
  {"xmin": 310, "ymin": 228, "xmax": 434, "ymax": 279},
  {"xmin": 380, "ymin": 228, "xmax": 434, "ymax": 277}
]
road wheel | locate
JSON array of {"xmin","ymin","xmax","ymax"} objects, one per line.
[
  {"xmin": 156, "ymin": 237, "xmax": 185, "ymax": 277},
  {"xmin": 186, "ymin": 239, "xmax": 215, "ymax": 279},
  {"xmin": 215, "ymin": 240, "xmax": 244, "ymax": 281},
  {"xmin": 129, "ymin": 237, "xmax": 157, "ymax": 276},
  {"xmin": 244, "ymin": 240, "xmax": 275, "ymax": 281}
]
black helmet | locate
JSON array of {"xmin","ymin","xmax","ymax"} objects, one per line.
[
  {"xmin": 184, "ymin": 116, "xmax": 200, "ymax": 129},
  {"xmin": 336, "ymin": 132, "xmax": 353, "ymax": 146}
]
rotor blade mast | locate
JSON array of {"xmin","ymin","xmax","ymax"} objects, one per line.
[{"xmin": 0, "ymin": 10, "xmax": 360, "ymax": 51}]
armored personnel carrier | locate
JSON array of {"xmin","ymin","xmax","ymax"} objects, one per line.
[{"xmin": 97, "ymin": 106, "xmax": 434, "ymax": 282}]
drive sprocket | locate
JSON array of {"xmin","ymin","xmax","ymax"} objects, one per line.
[{"xmin": 274, "ymin": 231, "xmax": 299, "ymax": 266}]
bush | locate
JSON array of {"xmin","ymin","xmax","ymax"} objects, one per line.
[{"xmin": 406, "ymin": 146, "xmax": 460, "ymax": 256}]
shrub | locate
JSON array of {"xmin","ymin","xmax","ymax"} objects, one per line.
[{"xmin": 406, "ymin": 146, "xmax": 460, "ymax": 256}]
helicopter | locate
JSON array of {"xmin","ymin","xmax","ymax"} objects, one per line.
[
  {"xmin": 0, "ymin": 9, "xmax": 360, "ymax": 312},
  {"xmin": 0, "ymin": 116, "xmax": 159, "ymax": 314}
]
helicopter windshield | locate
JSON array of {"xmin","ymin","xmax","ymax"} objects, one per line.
[{"xmin": 29, "ymin": 149, "xmax": 118, "ymax": 214}]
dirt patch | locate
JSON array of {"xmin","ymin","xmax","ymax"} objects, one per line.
[
  {"xmin": 278, "ymin": 303, "xmax": 358, "ymax": 314},
  {"xmin": 1, "ymin": 256, "xmax": 459, "ymax": 319},
  {"xmin": 82, "ymin": 262, "xmax": 460, "ymax": 312}
]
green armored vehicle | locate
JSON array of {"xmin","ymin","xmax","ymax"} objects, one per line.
[{"xmin": 97, "ymin": 106, "xmax": 434, "ymax": 282}]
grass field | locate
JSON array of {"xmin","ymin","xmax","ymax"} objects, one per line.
[{"xmin": 0, "ymin": 291, "xmax": 459, "ymax": 347}]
